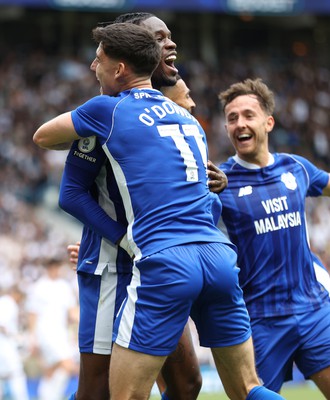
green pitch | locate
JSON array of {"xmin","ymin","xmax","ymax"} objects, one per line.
[{"xmin": 150, "ymin": 383, "xmax": 324, "ymax": 399}]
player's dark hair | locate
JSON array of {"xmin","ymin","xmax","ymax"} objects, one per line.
[
  {"xmin": 114, "ymin": 12, "xmax": 155, "ymax": 25},
  {"xmin": 98, "ymin": 12, "xmax": 155, "ymax": 28},
  {"xmin": 92, "ymin": 23, "xmax": 161, "ymax": 76},
  {"xmin": 219, "ymin": 78, "xmax": 275, "ymax": 115}
]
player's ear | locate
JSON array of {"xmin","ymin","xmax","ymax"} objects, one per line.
[
  {"xmin": 266, "ymin": 115, "xmax": 275, "ymax": 133},
  {"xmin": 115, "ymin": 62, "xmax": 125, "ymax": 78}
]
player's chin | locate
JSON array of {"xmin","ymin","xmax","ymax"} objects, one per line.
[
  {"xmin": 166, "ymin": 64, "xmax": 178, "ymax": 80},
  {"xmin": 162, "ymin": 71, "xmax": 178, "ymax": 86},
  {"xmin": 158, "ymin": 63, "xmax": 178, "ymax": 84}
]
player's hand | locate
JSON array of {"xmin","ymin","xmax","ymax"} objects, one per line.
[
  {"xmin": 67, "ymin": 241, "xmax": 80, "ymax": 270},
  {"xmin": 207, "ymin": 160, "xmax": 228, "ymax": 194}
]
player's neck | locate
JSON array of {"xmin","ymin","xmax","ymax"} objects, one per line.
[{"xmin": 125, "ymin": 77, "xmax": 153, "ymax": 91}]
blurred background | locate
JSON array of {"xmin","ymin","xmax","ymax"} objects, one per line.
[{"xmin": 1, "ymin": 0, "xmax": 330, "ymax": 398}]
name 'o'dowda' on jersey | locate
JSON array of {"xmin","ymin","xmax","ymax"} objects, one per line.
[
  {"xmin": 219, "ymin": 153, "xmax": 330, "ymax": 318},
  {"xmin": 71, "ymin": 88, "xmax": 231, "ymax": 259},
  {"xmin": 59, "ymin": 138, "xmax": 132, "ymax": 275}
]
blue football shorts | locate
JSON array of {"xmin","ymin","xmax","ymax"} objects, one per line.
[
  {"xmin": 113, "ymin": 242, "xmax": 251, "ymax": 356},
  {"xmin": 78, "ymin": 269, "xmax": 132, "ymax": 354},
  {"xmin": 251, "ymin": 303, "xmax": 330, "ymax": 392}
]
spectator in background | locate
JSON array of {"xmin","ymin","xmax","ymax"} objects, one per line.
[
  {"xmin": 25, "ymin": 258, "xmax": 79, "ymax": 400},
  {"xmin": 0, "ymin": 285, "xmax": 29, "ymax": 400}
]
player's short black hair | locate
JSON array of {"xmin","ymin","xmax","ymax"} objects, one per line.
[
  {"xmin": 98, "ymin": 12, "xmax": 155, "ymax": 28},
  {"xmin": 114, "ymin": 12, "xmax": 155, "ymax": 24}
]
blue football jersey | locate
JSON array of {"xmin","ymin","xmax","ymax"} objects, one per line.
[
  {"xmin": 219, "ymin": 153, "xmax": 330, "ymax": 318},
  {"xmin": 71, "ymin": 88, "xmax": 231, "ymax": 259},
  {"xmin": 60, "ymin": 138, "xmax": 131, "ymax": 275}
]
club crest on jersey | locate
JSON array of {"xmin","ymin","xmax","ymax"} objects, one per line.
[
  {"xmin": 281, "ymin": 172, "xmax": 297, "ymax": 190},
  {"xmin": 78, "ymin": 136, "xmax": 96, "ymax": 153}
]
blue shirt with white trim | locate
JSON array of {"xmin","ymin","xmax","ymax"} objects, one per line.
[
  {"xmin": 71, "ymin": 88, "xmax": 231, "ymax": 259},
  {"xmin": 219, "ymin": 153, "xmax": 330, "ymax": 318}
]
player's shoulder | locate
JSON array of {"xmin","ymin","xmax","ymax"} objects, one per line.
[
  {"xmin": 275, "ymin": 152, "xmax": 314, "ymax": 169},
  {"xmin": 80, "ymin": 94, "xmax": 121, "ymax": 115},
  {"xmin": 276, "ymin": 152, "xmax": 305, "ymax": 162}
]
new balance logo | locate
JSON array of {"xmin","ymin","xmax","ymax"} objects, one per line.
[{"xmin": 238, "ymin": 186, "xmax": 253, "ymax": 197}]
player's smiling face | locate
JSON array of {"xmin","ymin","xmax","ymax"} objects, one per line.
[
  {"xmin": 140, "ymin": 16, "xmax": 178, "ymax": 89},
  {"xmin": 224, "ymin": 94, "xmax": 275, "ymax": 165}
]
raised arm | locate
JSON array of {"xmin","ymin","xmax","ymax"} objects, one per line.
[{"xmin": 33, "ymin": 112, "xmax": 80, "ymax": 149}]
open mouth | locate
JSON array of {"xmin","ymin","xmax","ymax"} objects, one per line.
[
  {"xmin": 164, "ymin": 54, "xmax": 178, "ymax": 73},
  {"xmin": 237, "ymin": 133, "xmax": 252, "ymax": 142}
]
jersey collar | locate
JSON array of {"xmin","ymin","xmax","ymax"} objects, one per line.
[{"xmin": 233, "ymin": 153, "xmax": 274, "ymax": 169}]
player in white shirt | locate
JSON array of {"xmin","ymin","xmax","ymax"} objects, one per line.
[
  {"xmin": 25, "ymin": 258, "xmax": 79, "ymax": 400},
  {"xmin": 0, "ymin": 285, "xmax": 29, "ymax": 400}
]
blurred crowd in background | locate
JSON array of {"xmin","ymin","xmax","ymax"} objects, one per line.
[{"xmin": 1, "ymin": 31, "xmax": 330, "ymax": 396}]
